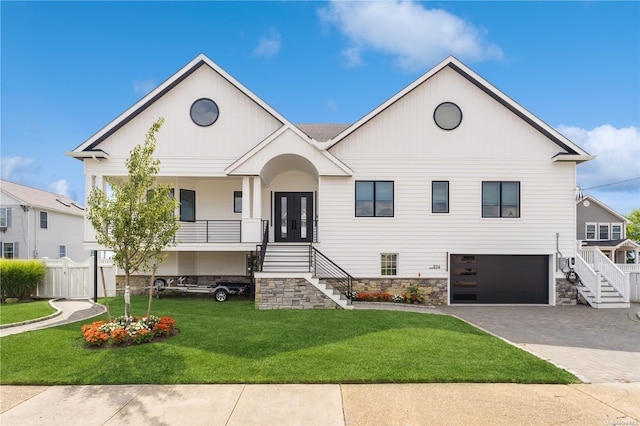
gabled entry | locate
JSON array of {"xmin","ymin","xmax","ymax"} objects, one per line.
[{"xmin": 274, "ymin": 192, "xmax": 313, "ymax": 242}]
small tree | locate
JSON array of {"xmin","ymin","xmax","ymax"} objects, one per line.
[
  {"xmin": 626, "ymin": 208, "xmax": 640, "ymax": 243},
  {"xmin": 87, "ymin": 117, "xmax": 179, "ymax": 320}
]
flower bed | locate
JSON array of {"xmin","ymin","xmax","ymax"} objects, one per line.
[
  {"xmin": 81, "ymin": 315, "xmax": 176, "ymax": 347},
  {"xmin": 352, "ymin": 285, "xmax": 425, "ymax": 304}
]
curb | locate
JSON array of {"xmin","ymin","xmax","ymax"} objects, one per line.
[{"xmin": 0, "ymin": 298, "xmax": 63, "ymax": 329}]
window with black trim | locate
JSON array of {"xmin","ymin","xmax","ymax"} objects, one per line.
[
  {"xmin": 355, "ymin": 181, "xmax": 394, "ymax": 217},
  {"xmin": 234, "ymin": 191, "xmax": 242, "ymax": 213},
  {"xmin": 180, "ymin": 189, "xmax": 196, "ymax": 222},
  {"xmin": 482, "ymin": 182, "xmax": 520, "ymax": 218},
  {"xmin": 40, "ymin": 211, "xmax": 48, "ymax": 229},
  {"xmin": 432, "ymin": 181, "xmax": 449, "ymax": 213},
  {"xmin": 381, "ymin": 253, "xmax": 398, "ymax": 276}
]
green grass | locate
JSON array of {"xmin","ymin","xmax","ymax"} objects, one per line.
[
  {"xmin": 0, "ymin": 296, "xmax": 579, "ymax": 385},
  {"xmin": 0, "ymin": 299, "xmax": 56, "ymax": 325}
]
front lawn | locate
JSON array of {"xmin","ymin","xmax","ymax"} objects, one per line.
[
  {"xmin": 0, "ymin": 299, "xmax": 56, "ymax": 325},
  {"xmin": 0, "ymin": 296, "xmax": 579, "ymax": 385}
]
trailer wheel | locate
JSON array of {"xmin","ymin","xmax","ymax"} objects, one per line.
[{"xmin": 214, "ymin": 289, "xmax": 228, "ymax": 302}]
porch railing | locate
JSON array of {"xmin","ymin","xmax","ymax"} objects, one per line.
[
  {"xmin": 590, "ymin": 248, "xmax": 629, "ymax": 302},
  {"xmin": 175, "ymin": 220, "xmax": 241, "ymax": 243},
  {"xmin": 311, "ymin": 247, "xmax": 353, "ymax": 299},
  {"xmin": 575, "ymin": 253, "xmax": 601, "ymax": 303}
]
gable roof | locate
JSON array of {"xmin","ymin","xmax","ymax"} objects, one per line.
[
  {"xmin": 67, "ymin": 54, "xmax": 313, "ymax": 158},
  {"xmin": 578, "ymin": 195, "xmax": 630, "ymax": 224},
  {"xmin": 0, "ymin": 180, "xmax": 85, "ymax": 216},
  {"xmin": 325, "ymin": 56, "xmax": 594, "ymax": 163}
]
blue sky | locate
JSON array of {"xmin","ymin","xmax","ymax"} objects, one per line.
[{"xmin": 2, "ymin": 1, "xmax": 639, "ymax": 215}]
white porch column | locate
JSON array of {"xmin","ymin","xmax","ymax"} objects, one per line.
[
  {"xmin": 252, "ymin": 176, "xmax": 262, "ymax": 219},
  {"xmin": 242, "ymin": 176, "xmax": 251, "ymax": 219}
]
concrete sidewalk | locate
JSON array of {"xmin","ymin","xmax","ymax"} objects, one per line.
[{"xmin": 1, "ymin": 383, "xmax": 638, "ymax": 425}]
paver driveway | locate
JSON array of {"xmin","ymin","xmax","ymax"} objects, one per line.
[{"xmin": 440, "ymin": 303, "xmax": 640, "ymax": 383}]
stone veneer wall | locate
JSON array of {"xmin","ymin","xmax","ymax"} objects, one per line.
[
  {"xmin": 114, "ymin": 275, "xmax": 250, "ymax": 296},
  {"xmin": 555, "ymin": 278, "xmax": 577, "ymax": 305},
  {"xmin": 350, "ymin": 278, "xmax": 448, "ymax": 306},
  {"xmin": 255, "ymin": 277, "xmax": 339, "ymax": 310}
]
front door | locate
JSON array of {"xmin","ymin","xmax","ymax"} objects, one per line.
[{"xmin": 274, "ymin": 192, "xmax": 313, "ymax": 242}]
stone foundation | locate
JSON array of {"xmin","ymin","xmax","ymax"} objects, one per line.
[
  {"xmin": 350, "ymin": 278, "xmax": 448, "ymax": 306},
  {"xmin": 255, "ymin": 277, "xmax": 339, "ymax": 310},
  {"xmin": 555, "ymin": 278, "xmax": 577, "ymax": 305}
]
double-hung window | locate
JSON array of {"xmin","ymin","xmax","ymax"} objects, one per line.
[
  {"xmin": 2, "ymin": 242, "xmax": 15, "ymax": 259},
  {"xmin": 180, "ymin": 189, "xmax": 196, "ymax": 222},
  {"xmin": 0, "ymin": 207, "xmax": 9, "ymax": 228},
  {"xmin": 599, "ymin": 224, "xmax": 610, "ymax": 240},
  {"xmin": 355, "ymin": 181, "xmax": 394, "ymax": 217},
  {"xmin": 482, "ymin": 182, "xmax": 520, "ymax": 218},
  {"xmin": 611, "ymin": 223, "xmax": 623, "ymax": 240},
  {"xmin": 585, "ymin": 223, "xmax": 597, "ymax": 240},
  {"xmin": 432, "ymin": 181, "xmax": 449, "ymax": 213},
  {"xmin": 40, "ymin": 211, "xmax": 48, "ymax": 229},
  {"xmin": 59, "ymin": 245, "xmax": 67, "ymax": 258},
  {"xmin": 381, "ymin": 253, "xmax": 398, "ymax": 276}
]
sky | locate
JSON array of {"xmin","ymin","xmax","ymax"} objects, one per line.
[{"xmin": 2, "ymin": 1, "xmax": 639, "ymax": 215}]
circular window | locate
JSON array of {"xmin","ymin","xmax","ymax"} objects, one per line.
[
  {"xmin": 190, "ymin": 98, "xmax": 219, "ymax": 126},
  {"xmin": 433, "ymin": 102, "xmax": 462, "ymax": 130}
]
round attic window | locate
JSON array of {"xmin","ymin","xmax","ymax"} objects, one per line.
[
  {"xmin": 190, "ymin": 98, "xmax": 219, "ymax": 126},
  {"xmin": 434, "ymin": 102, "xmax": 462, "ymax": 130}
]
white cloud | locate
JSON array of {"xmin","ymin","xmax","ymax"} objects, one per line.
[
  {"xmin": 254, "ymin": 28, "xmax": 282, "ymax": 58},
  {"xmin": 319, "ymin": 0, "xmax": 503, "ymax": 71},
  {"xmin": 133, "ymin": 79, "xmax": 157, "ymax": 96},
  {"xmin": 1, "ymin": 156, "xmax": 39, "ymax": 182},
  {"xmin": 562, "ymin": 124, "xmax": 640, "ymax": 214},
  {"xmin": 48, "ymin": 179, "xmax": 71, "ymax": 198}
]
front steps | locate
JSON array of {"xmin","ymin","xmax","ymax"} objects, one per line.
[
  {"xmin": 309, "ymin": 277, "xmax": 353, "ymax": 310},
  {"xmin": 577, "ymin": 280, "xmax": 630, "ymax": 309}
]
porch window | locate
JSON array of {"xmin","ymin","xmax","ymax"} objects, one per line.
[
  {"xmin": 234, "ymin": 191, "xmax": 242, "ymax": 213},
  {"xmin": 585, "ymin": 223, "xmax": 596, "ymax": 240},
  {"xmin": 355, "ymin": 181, "xmax": 394, "ymax": 217},
  {"xmin": 59, "ymin": 245, "xmax": 66, "ymax": 258},
  {"xmin": 432, "ymin": 181, "xmax": 449, "ymax": 213},
  {"xmin": 180, "ymin": 189, "xmax": 196, "ymax": 222},
  {"xmin": 482, "ymin": 181, "xmax": 520, "ymax": 218},
  {"xmin": 381, "ymin": 253, "xmax": 398, "ymax": 276},
  {"xmin": 40, "ymin": 211, "xmax": 48, "ymax": 229},
  {"xmin": 599, "ymin": 224, "xmax": 610, "ymax": 240},
  {"xmin": 612, "ymin": 224, "xmax": 623, "ymax": 240}
]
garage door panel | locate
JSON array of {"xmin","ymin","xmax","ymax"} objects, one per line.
[{"xmin": 450, "ymin": 255, "xmax": 548, "ymax": 304}]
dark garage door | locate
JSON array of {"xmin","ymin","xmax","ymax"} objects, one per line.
[{"xmin": 450, "ymin": 254, "xmax": 549, "ymax": 304}]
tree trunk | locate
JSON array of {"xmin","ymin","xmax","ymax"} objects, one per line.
[
  {"xmin": 147, "ymin": 263, "xmax": 157, "ymax": 318},
  {"xmin": 99, "ymin": 266, "xmax": 111, "ymax": 322},
  {"xmin": 124, "ymin": 270, "xmax": 131, "ymax": 327}
]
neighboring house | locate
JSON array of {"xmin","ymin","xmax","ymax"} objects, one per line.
[
  {"xmin": 68, "ymin": 54, "xmax": 594, "ymax": 308},
  {"xmin": 576, "ymin": 195, "xmax": 639, "ymax": 264},
  {"xmin": 0, "ymin": 180, "xmax": 89, "ymax": 261}
]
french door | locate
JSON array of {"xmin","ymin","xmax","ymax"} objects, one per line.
[{"xmin": 274, "ymin": 192, "xmax": 313, "ymax": 243}]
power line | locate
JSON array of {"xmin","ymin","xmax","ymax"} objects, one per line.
[{"xmin": 581, "ymin": 177, "xmax": 640, "ymax": 190}]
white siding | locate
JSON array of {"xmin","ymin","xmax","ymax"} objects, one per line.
[
  {"xmin": 87, "ymin": 64, "xmax": 283, "ymax": 177},
  {"xmin": 322, "ymin": 67, "xmax": 577, "ymax": 278}
]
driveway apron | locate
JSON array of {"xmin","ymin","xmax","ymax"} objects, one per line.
[{"xmin": 440, "ymin": 303, "xmax": 640, "ymax": 383}]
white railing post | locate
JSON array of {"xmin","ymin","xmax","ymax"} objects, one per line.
[{"xmin": 594, "ymin": 271, "xmax": 601, "ymax": 303}]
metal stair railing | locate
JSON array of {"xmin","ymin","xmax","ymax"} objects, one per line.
[{"xmin": 310, "ymin": 247, "xmax": 353, "ymax": 300}]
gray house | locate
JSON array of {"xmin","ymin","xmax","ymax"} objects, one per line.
[
  {"xmin": 577, "ymin": 195, "xmax": 639, "ymax": 264},
  {"xmin": 0, "ymin": 180, "xmax": 89, "ymax": 261}
]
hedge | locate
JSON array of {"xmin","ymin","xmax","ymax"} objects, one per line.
[{"xmin": 0, "ymin": 259, "xmax": 46, "ymax": 301}]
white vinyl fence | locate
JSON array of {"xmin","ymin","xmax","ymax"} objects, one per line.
[
  {"xmin": 618, "ymin": 264, "xmax": 640, "ymax": 303},
  {"xmin": 37, "ymin": 257, "xmax": 116, "ymax": 299}
]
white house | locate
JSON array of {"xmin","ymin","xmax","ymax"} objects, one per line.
[
  {"xmin": 0, "ymin": 180, "xmax": 89, "ymax": 261},
  {"xmin": 68, "ymin": 54, "xmax": 595, "ymax": 308}
]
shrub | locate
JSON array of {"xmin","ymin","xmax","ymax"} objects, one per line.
[{"xmin": 0, "ymin": 259, "xmax": 46, "ymax": 301}]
